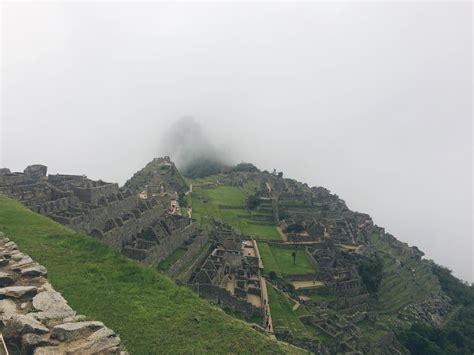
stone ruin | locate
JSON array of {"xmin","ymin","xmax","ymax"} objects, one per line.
[
  {"xmin": 123, "ymin": 156, "xmax": 188, "ymax": 195},
  {"xmin": 188, "ymin": 221, "xmax": 269, "ymax": 325},
  {"xmin": 0, "ymin": 232, "xmax": 125, "ymax": 354},
  {"xmin": 0, "ymin": 162, "xmax": 201, "ymax": 269}
]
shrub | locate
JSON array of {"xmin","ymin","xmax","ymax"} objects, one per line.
[{"xmin": 358, "ymin": 254, "xmax": 383, "ymax": 294}]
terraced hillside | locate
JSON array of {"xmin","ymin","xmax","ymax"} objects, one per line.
[
  {"xmin": 0, "ymin": 195, "xmax": 302, "ymax": 354},
  {"xmin": 186, "ymin": 170, "xmax": 470, "ymax": 354},
  {"xmin": 189, "ymin": 177, "xmax": 280, "ymax": 240}
]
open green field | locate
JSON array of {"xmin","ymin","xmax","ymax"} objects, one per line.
[
  {"xmin": 190, "ymin": 182, "xmax": 281, "ymax": 240},
  {"xmin": 258, "ymin": 243, "xmax": 315, "ymax": 277},
  {"xmin": 0, "ymin": 195, "xmax": 302, "ymax": 354}
]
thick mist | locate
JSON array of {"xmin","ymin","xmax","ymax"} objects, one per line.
[
  {"xmin": 1, "ymin": 2, "xmax": 472, "ymax": 282},
  {"xmin": 159, "ymin": 116, "xmax": 234, "ymax": 171}
]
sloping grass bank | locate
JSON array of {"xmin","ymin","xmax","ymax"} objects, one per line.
[{"xmin": 0, "ymin": 196, "xmax": 301, "ymax": 354}]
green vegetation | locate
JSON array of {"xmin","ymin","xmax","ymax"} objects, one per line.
[
  {"xmin": 357, "ymin": 254, "xmax": 384, "ymax": 293},
  {"xmin": 181, "ymin": 158, "xmax": 228, "ymax": 178},
  {"xmin": 399, "ymin": 323, "xmax": 474, "ymax": 354},
  {"xmin": 432, "ymin": 264, "xmax": 474, "ymax": 306},
  {"xmin": 0, "ymin": 196, "xmax": 301, "ymax": 354},
  {"xmin": 307, "ymin": 293, "xmax": 337, "ymax": 303},
  {"xmin": 266, "ymin": 282, "xmax": 308, "ymax": 337},
  {"xmin": 398, "ymin": 267, "xmax": 474, "ymax": 354},
  {"xmin": 285, "ymin": 223, "xmax": 304, "ymax": 234},
  {"xmin": 367, "ymin": 231, "xmax": 440, "ymax": 314},
  {"xmin": 156, "ymin": 247, "xmax": 187, "ymax": 272},
  {"xmin": 232, "ymin": 162, "xmax": 259, "ymax": 173},
  {"xmin": 246, "ymin": 194, "xmax": 261, "ymax": 210},
  {"xmin": 259, "ymin": 243, "xmax": 315, "ymax": 277},
  {"xmin": 190, "ymin": 181, "xmax": 281, "ymax": 240}
]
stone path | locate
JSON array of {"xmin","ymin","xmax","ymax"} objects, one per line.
[
  {"xmin": 185, "ymin": 184, "xmax": 193, "ymax": 195},
  {"xmin": 252, "ymin": 240, "xmax": 275, "ymax": 339},
  {"xmin": 276, "ymin": 227, "xmax": 287, "ymax": 241},
  {"xmin": 0, "ymin": 232, "xmax": 125, "ymax": 354},
  {"xmin": 292, "ymin": 280, "xmax": 324, "ymax": 290},
  {"xmin": 265, "ymin": 182, "xmax": 272, "ymax": 193}
]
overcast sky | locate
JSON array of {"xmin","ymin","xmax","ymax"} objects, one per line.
[{"xmin": 1, "ymin": 2, "xmax": 472, "ymax": 282}]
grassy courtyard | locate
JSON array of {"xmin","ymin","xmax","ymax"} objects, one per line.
[{"xmin": 258, "ymin": 243, "xmax": 315, "ymax": 277}]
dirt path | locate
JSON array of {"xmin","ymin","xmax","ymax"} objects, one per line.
[
  {"xmin": 292, "ymin": 280, "xmax": 324, "ymax": 289},
  {"xmin": 185, "ymin": 184, "xmax": 193, "ymax": 196},
  {"xmin": 276, "ymin": 227, "xmax": 287, "ymax": 241},
  {"xmin": 266, "ymin": 182, "xmax": 272, "ymax": 193}
]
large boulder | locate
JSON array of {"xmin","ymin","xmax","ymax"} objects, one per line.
[
  {"xmin": 20, "ymin": 265, "xmax": 48, "ymax": 278},
  {"xmin": 3, "ymin": 314, "xmax": 49, "ymax": 338},
  {"xmin": 65, "ymin": 327, "xmax": 121, "ymax": 354},
  {"xmin": 21, "ymin": 333, "xmax": 49, "ymax": 354},
  {"xmin": 32, "ymin": 291, "xmax": 75, "ymax": 321},
  {"xmin": 51, "ymin": 321, "xmax": 104, "ymax": 342},
  {"xmin": 0, "ymin": 271, "xmax": 15, "ymax": 287},
  {"xmin": 23, "ymin": 165, "xmax": 47, "ymax": 180},
  {"xmin": 0, "ymin": 286, "xmax": 37, "ymax": 299},
  {"xmin": 0, "ymin": 299, "xmax": 18, "ymax": 317}
]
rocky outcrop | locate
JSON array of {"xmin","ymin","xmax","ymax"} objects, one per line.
[{"xmin": 0, "ymin": 232, "xmax": 126, "ymax": 354}]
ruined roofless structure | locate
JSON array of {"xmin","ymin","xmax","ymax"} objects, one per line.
[{"xmin": 0, "ymin": 159, "xmax": 204, "ymax": 268}]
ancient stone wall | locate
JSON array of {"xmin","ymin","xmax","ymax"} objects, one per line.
[
  {"xmin": 0, "ymin": 232, "xmax": 125, "ymax": 354},
  {"xmin": 189, "ymin": 284, "xmax": 262, "ymax": 319},
  {"xmin": 166, "ymin": 232, "xmax": 209, "ymax": 279},
  {"xmin": 141, "ymin": 223, "xmax": 198, "ymax": 266},
  {"xmin": 71, "ymin": 183, "xmax": 119, "ymax": 205}
]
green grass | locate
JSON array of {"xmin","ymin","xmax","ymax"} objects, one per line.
[
  {"xmin": 259, "ymin": 243, "xmax": 315, "ymax": 276},
  {"xmin": 307, "ymin": 293, "xmax": 337, "ymax": 303},
  {"xmin": 156, "ymin": 247, "xmax": 187, "ymax": 272},
  {"xmin": 0, "ymin": 195, "xmax": 303, "ymax": 354},
  {"xmin": 266, "ymin": 282, "xmax": 309, "ymax": 337},
  {"xmin": 190, "ymin": 183, "xmax": 281, "ymax": 240}
]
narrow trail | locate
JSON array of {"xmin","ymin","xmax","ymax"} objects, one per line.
[
  {"xmin": 276, "ymin": 227, "xmax": 287, "ymax": 241},
  {"xmin": 253, "ymin": 240, "xmax": 276, "ymax": 339}
]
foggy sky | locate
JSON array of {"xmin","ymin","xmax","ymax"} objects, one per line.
[{"xmin": 1, "ymin": 2, "xmax": 472, "ymax": 282}]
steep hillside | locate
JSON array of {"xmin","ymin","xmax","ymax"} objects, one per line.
[
  {"xmin": 185, "ymin": 170, "xmax": 473, "ymax": 354},
  {"xmin": 0, "ymin": 195, "xmax": 302, "ymax": 354}
]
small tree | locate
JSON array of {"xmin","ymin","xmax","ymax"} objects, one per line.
[{"xmin": 246, "ymin": 194, "xmax": 260, "ymax": 210}]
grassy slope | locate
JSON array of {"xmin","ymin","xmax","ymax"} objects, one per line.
[
  {"xmin": 266, "ymin": 282, "xmax": 310, "ymax": 338},
  {"xmin": 0, "ymin": 196, "xmax": 301, "ymax": 354},
  {"xmin": 190, "ymin": 181, "xmax": 281, "ymax": 240}
]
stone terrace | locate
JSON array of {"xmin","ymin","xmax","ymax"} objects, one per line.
[{"xmin": 0, "ymin": 232, "xmax": 125, "ymax": 354}]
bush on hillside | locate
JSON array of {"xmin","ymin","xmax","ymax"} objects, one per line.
[
  {"xmin": 285, "ymin": 223, "xmax": 304, "ymax": 234},
  {"xmin": 232, "ymin": 163, "xmax": 259, "ymax": 173},
  {"xmin": 358, "ymin": 254, "xmax": 383, "ymax": 294},
  {"xmin": 182, "ymin": 158, "xmax": 227, "ymax": 178},
  {"xmin": 246, "ymin": 195, "xmax": 260, "ymax": 210}
]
